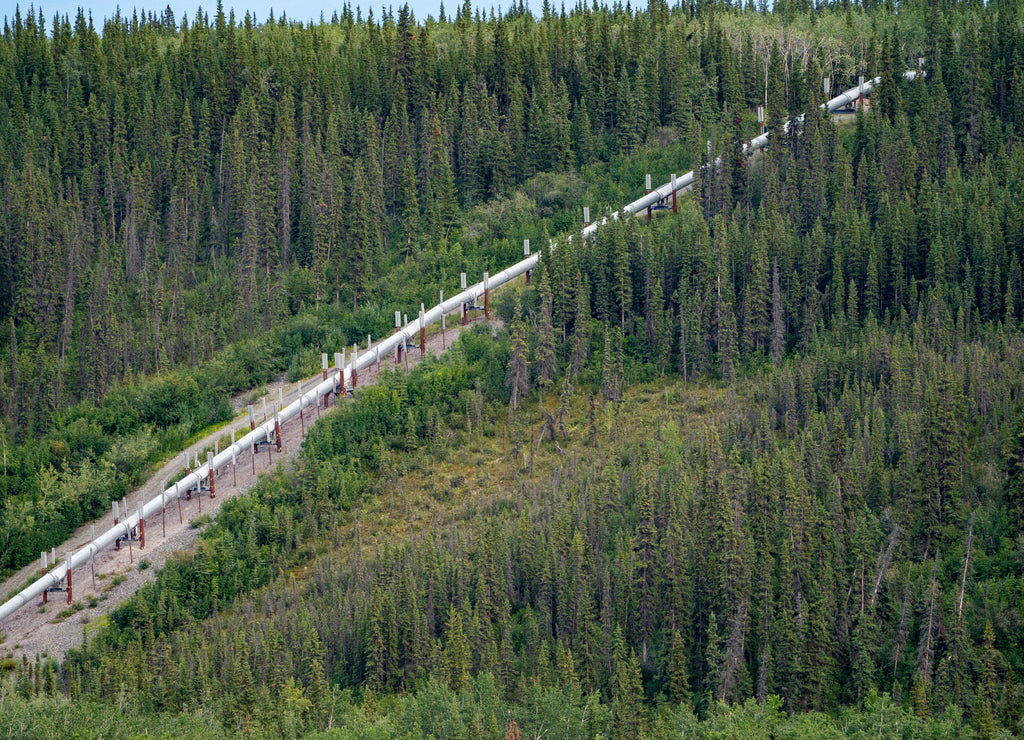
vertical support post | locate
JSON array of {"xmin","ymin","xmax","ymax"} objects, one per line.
[
  {"xmin": 138, "ymin": 500, "xmax": 145, "ymax": 549},
  {"xmin": 420, "ymin": 303, "xmax": 426, "ymax": 357},
  {"xmin": 274, "ymin": 406, "xmax": 282, "ymax": 453},
  {"xmin": 232, "ymin": 450, "xmax": 237, "ymax": 487},
  {"xmin": 90, "ymin": 526, "xmax": 96, "ymax": 591},
  {"xmin": 298, "ymin": 379, "xmax": 305, "ymax": 436},
  {"xmin": 341, "ymin": 348, "xmax": 347, "ymax": 394},
  {"xmin": 823, "ymin": 76, "xmax": 831, "ymax": 99},
  {"xmin": 352, "ymin": 344, "xmax": 358, "ymax": 388},
  {"xmin": 858, "ymin": 75, "xmax": 865, "ymax": 109},
  {"xmin": 368, "ymin": 334, "xmax": 373, "ymax": 371},
  {"xmin": 483, "ymin": 271, "xmax": 490, "ymax": 319},
  {"xmin": 127, "ymin": 521, "xmax": 133, "ymax": 563},
  {"xmin": 176, "ymin": 481, "xmax": 183, "ymax": 524},
  {"xmin": 461, "ymin": 273, "xmax": 468, "ymax": 325},
  {"xmin": 262, "ymin": 397, "xmax": 268, "ymax": 424},
  {"xmin": 395, "ymin": 311, "xmax": 403, "ymax": 364},
  {"xmin": 334, "ymin": 352, "xmax": 343, "ymax": 400},
  {"xmin": 183, "ymin": 453, "xmax": 190, "ymax": 477},
  {"xmin": 66, "ymin": 552, "xmax": 72, "ymax": 605},
  {"xmin": 113, "ymin": 500, "xmax": 120, "ymax": 550},
  {"xmin": 160, "ymin": 483, "xmax": 166, "ymax": 537},
  {"xmin": 207, "ymin": 451, "xmax": 215, "ymax": 499},
  {"xmin": 250, "ymin": 438, "xmax": 256, "ymax": 475},
  {"xmin": 671, "ymin": 174, "xmax": 678, "ymax": 213},
  {"xmin": 646, "ymin": 173, "xmax": 652, "ymax": 221},
  {"xmin": 524, "ymin": 240, "xmax": 531, "ymax": 285},
  {"xmin": 41, "ymin": 552, "xmax": 47, "ymax": 604},
  {"xmin": 583, "ymin": 206, "xmax": 590, "ymax": 227},
  {"xmin": 757, "ymin": 105, "xmax": 765, "ymax": 135},
  {"xmin": 322, "ymin": 352, "xmax": 329, "ymax": 409},
  {"xmin": 440, "ymin": 291, "xmax": 446, "ymax": 349},
  {"xmin": 248, "ymin": 404, "xmax": 256, "ymax": 431}
]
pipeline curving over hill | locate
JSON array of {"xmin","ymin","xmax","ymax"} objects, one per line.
[{"xmin": 0, "ymin": 70, "xmax": 922, "ymax": 625}]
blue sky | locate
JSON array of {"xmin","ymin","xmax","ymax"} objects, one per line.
[{"xmin": 5, "ymin": 0, "xmax": 505, "ymax": 27}]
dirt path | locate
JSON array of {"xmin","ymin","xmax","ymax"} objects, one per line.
[{"xmin": 0, "ymin": 318, "xmax": 488, "ymax": 662}]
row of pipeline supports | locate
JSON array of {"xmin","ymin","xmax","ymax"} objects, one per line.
[
  {"xmin": 0, "ymin": 70, "xmax": 925, "ymax": 626},
  {"xmin": 21, "ymin": 376, "xmax": 336, "ymax": 612}
]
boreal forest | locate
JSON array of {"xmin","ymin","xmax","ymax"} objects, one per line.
[{"xmin": 2, "ymin": 0, "xmax": 1024, "ymax": 736}]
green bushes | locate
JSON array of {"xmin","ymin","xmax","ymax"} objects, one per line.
[
  {"xmin": 0, "ymin": 459, "xmax": 125, "ymax": 571},
  {"xmin": 104, "ymin": 430, "xmax": 160, "ymax": 485},
  {"xmin": 0, "ymin": 692, "xmax": 220, "ymax": 740}
]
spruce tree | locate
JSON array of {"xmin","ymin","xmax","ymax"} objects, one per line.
[{"xmin": 506, "ymin": 290, "xmax": 530, "ymax": 413}]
